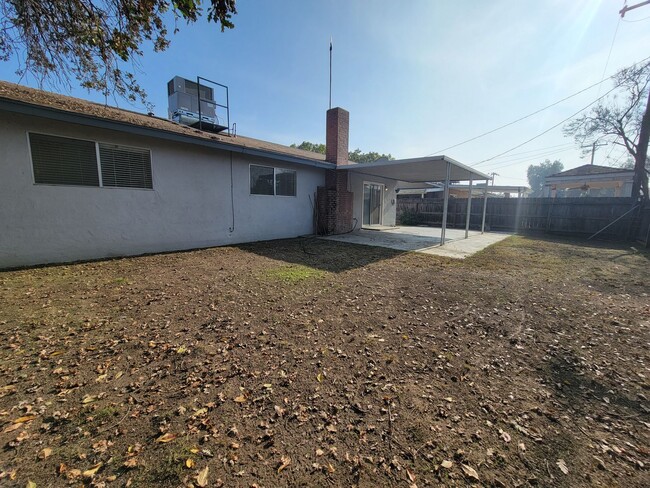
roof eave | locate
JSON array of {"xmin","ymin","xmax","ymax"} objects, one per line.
[{"xmin": 0, "ymin": 98, "xmax": 335, "ymax": 169}]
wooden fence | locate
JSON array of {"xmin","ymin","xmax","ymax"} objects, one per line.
[{"xmin": 397, "ymin": 197, "xmax": 650, "ymax": 244}]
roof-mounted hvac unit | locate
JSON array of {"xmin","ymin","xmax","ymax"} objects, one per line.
[{"xmin": 167, "ymin": 76, "xmax": 230, "ymax": 134}]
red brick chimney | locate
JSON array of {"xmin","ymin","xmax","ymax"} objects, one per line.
[
  {"xmin": 326, "ymin": 107, "xmax": 349, "ymax": 165},
  {"xmin": 317, "ymin": 107, "xmax": 353, "ymax": 234}
]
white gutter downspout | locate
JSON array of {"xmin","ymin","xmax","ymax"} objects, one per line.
[{"xmin": 441, "ymin": 161, "xmax": 451, "ymax": 245}]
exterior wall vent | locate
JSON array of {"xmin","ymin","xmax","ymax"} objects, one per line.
[{"xmin": 167, "ymin": 76, "xmax": 230, "ymax": 134}]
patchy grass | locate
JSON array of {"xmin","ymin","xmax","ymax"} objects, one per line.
[
  {"xmin": 261, "ymin": 264, "xmax": 327, "ymax": 283},
  {"xmin": 0, "ymin": 236, "xmax": 648, "ymax": 487}
]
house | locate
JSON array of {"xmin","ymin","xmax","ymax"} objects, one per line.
[
  {"xmin": 542, "ymin": 164, "xmax": 634, "ymax": 198},
  {"xmin": 0, "ymin": 80, "xmax": 489, "ymax": 268}
]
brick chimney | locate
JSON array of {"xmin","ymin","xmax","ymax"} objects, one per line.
[
  {"xmin": 317, "ymin": 107, "xmax": 353, "ymax": 234},
  {"xmin": 326, "ymin": 107, "xmax": 349, "ymax": 165}
]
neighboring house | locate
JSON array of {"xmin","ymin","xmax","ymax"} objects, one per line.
[
  {"xmin": 0, "ymin": 80, "xmax": 489, "ymax": 268},
  {"xmin": 543, "ymin": 164, "xmax": 634, "ymax": 198}
]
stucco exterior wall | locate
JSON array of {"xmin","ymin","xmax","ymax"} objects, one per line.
[
  {"xmin": 349, "ymin": 171, "xmax": 397, "ymax": 228},
  {"xmin": 0, "ymin": 114, "xmax": 325, "ymax": 268}
]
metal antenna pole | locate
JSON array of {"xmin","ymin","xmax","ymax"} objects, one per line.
[{"xmin": 329, "ymin": 37, "xmax": 333, "ymax": 110}]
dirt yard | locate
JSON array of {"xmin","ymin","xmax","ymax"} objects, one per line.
[{"xmin": 0, "ymin": 236, "xmax": 648, "ymax": 487}]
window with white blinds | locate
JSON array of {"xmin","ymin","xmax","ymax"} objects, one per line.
[
  {"xmin": 99, "ymin": 143, "xmax": 152, "ymax": 189},
  {"xmin": 29, "ymin": 133, "xmax": 152, "ymax": 189}
]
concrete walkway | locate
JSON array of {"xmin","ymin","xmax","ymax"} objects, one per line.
[{"xmin": 321, "ymin": 226, "xmax": 511, "ymax": 259}]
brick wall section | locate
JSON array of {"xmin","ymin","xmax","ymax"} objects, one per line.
[
  {"xmin": 317, "ymin": 107, "xmax": 354, "ymax": 235},
  {"xmin": 317, "ymin": 170, "xmax": 353, "ymax": 234},
  {"xmin": 326, "ymin": 108, "xmax": 350, "ymax": 165}
]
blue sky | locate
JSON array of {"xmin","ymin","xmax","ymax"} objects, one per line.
[{"xmin": 2, "ymin": 0, "xmax": 650, "ymax": 186}]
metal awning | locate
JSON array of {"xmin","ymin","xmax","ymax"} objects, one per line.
[
  {"xmin": 341, "ymin": 155, "xmax": 492, "ymax": 245},
  {"xmin": 339, "ymin": 155, "xmax": 490, "ymax": 183}
]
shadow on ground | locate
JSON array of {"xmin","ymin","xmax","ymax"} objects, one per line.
[
  {"xmin": 236, "ymin": 236, "xmax": 408, "ymax": 273},
  {"xmin": 547, "ymin": 351, "xmax": 648, "ymax": 419}
]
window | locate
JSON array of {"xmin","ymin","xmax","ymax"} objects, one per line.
[
  {"xmin": 30, "ymin": 133, "xmax": 99, "ymax": 187},
  {"xmin": 29, "ymin": 133, "xmax": 152, "ymax": 190},
  {"xmin": 99, "ymin": 143, "xmax": 152, "ymax": 189},
  {"xmin": 250, "ymin": 165, "xmax": 296, "ymax": 196},
  {"xmin": 276, "ymin": 168, "xmax": 297, "ymax": 196}
]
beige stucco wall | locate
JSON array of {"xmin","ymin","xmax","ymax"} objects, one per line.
[{"xmin": 0, "ymin": 113, "xmax": 325, "ymax": 268}]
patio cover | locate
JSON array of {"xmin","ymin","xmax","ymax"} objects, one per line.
[
  {"xmin": 339, "ymin": 155, "xmax": 490, "ymax": 183},
  {"xmin": 340, "ymin": 155, "xmax": 491, "ymax": 245}
]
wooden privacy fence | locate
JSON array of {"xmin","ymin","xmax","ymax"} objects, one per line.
[{"xmin": 397, "ymin": 197, "xmax": 650, "ymax": 243}]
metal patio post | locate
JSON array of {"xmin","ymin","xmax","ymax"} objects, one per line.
[
  {"xmin": 481, "ymin": 180, "xmax": 489, "ymax": 234},
  {"xmin": 465, "ymin": 175, "xmax": 473, "ymax": 239},
  {"xmin": 441, "ymin": 161, "xmax": 451, "ymax": 245}
]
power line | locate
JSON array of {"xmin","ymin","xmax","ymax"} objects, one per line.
[
  {"xmin": 483, "ymin": 146, "xmax": 576, "ymax": 170},
  {"xmin": 485, "ymin": 142, "xmax": 574, "ymax": 159},
  {"xmin": 621, "ymin": 14, "xmax": 650, "ymax": 21},
  {"xmin": 597, "ymin": 14, "xmax": 621, "ymax": 97},
  {"xmin": 473, "ymin": 84, "xmax": 620, "ymax": 166},
  {"xmin": 426, "ymin": 54, "xmax": 650, "ymax": 157}
]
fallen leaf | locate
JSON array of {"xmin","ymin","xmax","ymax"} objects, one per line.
[
  {"xmin": 196, "ymin": 466, "xmax": 209, "ymax": 487},
  {"xmin": 82, "ymin": 462, "xmax": 103, "ymax": 478},
  {"xmin": 13, "ymin": 415, "xmax": 36, "ymax": 424},
  {"xmin": 185, "ymin": 458, "xmax": 195, "ymax": 469},
  {"xmin": 66, "ymin": 469, "xmax": 82, "ymax": 480},
  {"xmin": 557, "ymin": 459, "xmax": 569, "ymax": 475},
  {"xmin": 277, "ymin": 455, "xmax": 291, "ymax": 473},
  {"xmin": 233, "ymin": 395, "xmax": 247, "ymax": 403},
  {"xmin": 123, "ymin": 457, "xmax": 138, "ymax": 468},
  {"xmin": 81, "ymin": 395, "xmax": 97, "ymax": 404},
  {"xmin": 461, "ymin": 464, "xmax": 479, "ymax": 481},
  {"xmin": 155, "ymin": 433, "xmax": 178, "ymax": 443},
  {"xmin": 499, "ymin": 429, "xmax": 511, "ymax": 443},
  {"xmin": 39, "ymin": 448, "xmax": 52, "ymax": 459},
  {"xmin": 26, "ymin": 481, "xmax": 37, "ymax": 488},
  {"xmin": 407, "ymin": 468, "xmax": 416, "ymax": 482},
  {"xmin": 441, "ymin": 460, "xmax": 453, "ymax": 469}
]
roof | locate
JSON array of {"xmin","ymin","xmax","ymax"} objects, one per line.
[
  {"xmin": 548, "ymin": 164, "xmax": 634, "ymax": 178},
  {"xmin": 398, "ymin": 184, "xmax": 528, "ymax": 195},
  {"xmin": 341, "ymin": 155, "xmax": 490, "ymax": 183},
  {"xmin": 0, "ymin": 81, "xmax": 332, "ymax": 168}
]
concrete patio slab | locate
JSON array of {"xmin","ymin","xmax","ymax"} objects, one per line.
[{"xmin": 321, "ymin": 226, "xmax": 512, "ymax": 259}]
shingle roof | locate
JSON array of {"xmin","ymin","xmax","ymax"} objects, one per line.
[
  {"xmin": 548, "ymin": 164, "xmax": 634, "ymax": 178},
  {"xmin": 0, "ymin": 81, "xmax": 328, "ymax": 163}
]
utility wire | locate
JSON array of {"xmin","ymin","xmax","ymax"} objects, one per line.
[
  {"xmin": 621, "ymin": 14, "xmax": 650, "ymax": 21},
  {"xmin": 483, "ymin": 146, "xmax": 576, "ymax": 170},
  {"xmin": 485, "ymin": 142, "xmax": 574, "ymax": 159},
  {"xmin": 427, "ymin": 54, "xmax": 650, "ymax": 156},
  {"xmin": 598, "ymin": 13, "xmax": 621, "ymax": 97},
  {"xmin": 473, "ymin": 84, "xmax": 620, "ymax": 166}
]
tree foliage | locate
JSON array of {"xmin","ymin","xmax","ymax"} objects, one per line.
[
  {"xmin": 290, "ymin": 141, "xmax": 393, "ymax": 163},
  {"xmin": 527, "ymin": 159, "xmax": 563, "ymax": 196},
  {"xmin": 0, "ymin": 0, "xmax": 237, "ymax": 106},
  {"xmin": 563, "ymin": 60, "xmax": 650, "ymax": 200}
]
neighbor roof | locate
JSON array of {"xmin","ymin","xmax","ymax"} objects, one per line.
[
  {"xmin": 548, "ymin": 164, "xmax": 634, "ymax": 178},
  {"xmin": 0, "ymin": 81, "xmax": 331, "ymax": 168}
]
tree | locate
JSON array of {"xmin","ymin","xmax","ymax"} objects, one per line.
[
  {"xmin": 290, "ymin": 141, "xmax": 393, "ymax": 163},
  {"xmin": 0, "ymin": 1, "xmax": 237, "ymax": 106},
  {"xmin": 563, "ymin": 60, "xmax": 650, "ymax": 201},
  {"xmin": 527, "ymin": 159, "xmax": 564, "ymax": 197}
]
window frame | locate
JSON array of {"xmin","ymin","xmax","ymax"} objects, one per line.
[
  {"xmin": 249, "ymin": 163, "xmax": 297, "ymax": 197},
  {"xmin": 27, "ymin": 131, "xmax": 154, "ymax": 191}
]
